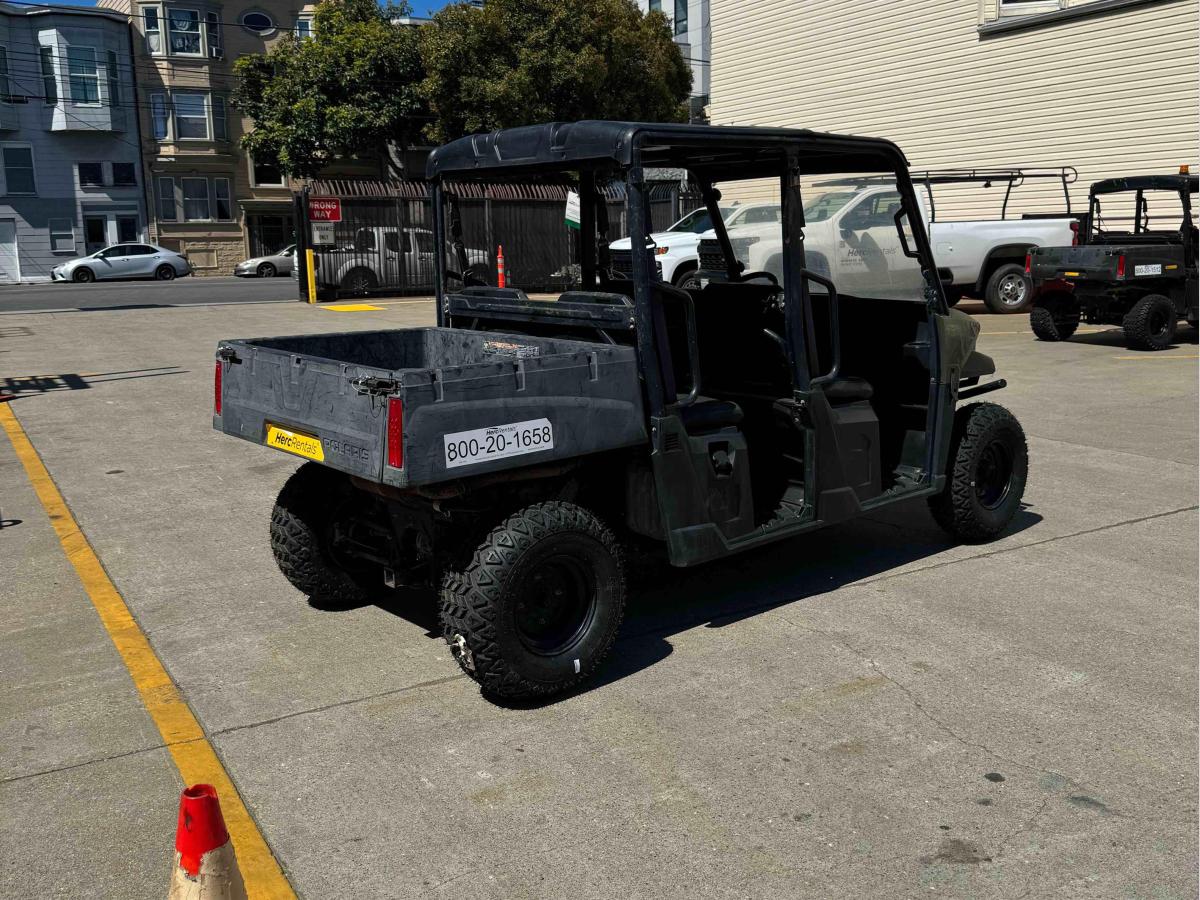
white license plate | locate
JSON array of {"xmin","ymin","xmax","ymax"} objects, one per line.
[
  {"xmin": 1134, "ymin": 264, "xmax": 1162, "ymax": 276},
  {"xmin": 444, "ymin": 418, "xmax": 554, "ymax": 469}
]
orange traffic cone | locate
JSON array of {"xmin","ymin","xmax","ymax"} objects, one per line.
[
  {"xmin": 496, "ymin": 244, "xmax": 506, "ymax": 288},
  {"xmin": 168, "ymin": 784, "xmax": 247, "ymax": 900}
]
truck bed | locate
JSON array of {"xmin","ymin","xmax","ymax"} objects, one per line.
[{"xmin": 214, "ymin": 327, "xmax": 647, "ymax": 487}]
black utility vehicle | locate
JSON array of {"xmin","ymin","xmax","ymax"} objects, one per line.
[
  {"xmin": 214, "ymin": 122, "xmax": 1028, "ymax": 700},
  {"xmin": 1029, "ymin": 173, "xmax": 1198, "ymax": 350}
]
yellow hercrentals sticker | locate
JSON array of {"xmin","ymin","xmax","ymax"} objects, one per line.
[{"xmin": 266, "ymin": 424, "xmax": 324, "ymax": 461}]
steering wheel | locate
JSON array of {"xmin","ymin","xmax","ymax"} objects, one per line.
[{"xmin": 739, "ymin": 271, "xmax": 779, "ymax": 286}]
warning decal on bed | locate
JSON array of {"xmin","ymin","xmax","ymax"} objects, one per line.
[{"xmin": 444, "ymin": 418, "xmax": 554, "ymax": 468}]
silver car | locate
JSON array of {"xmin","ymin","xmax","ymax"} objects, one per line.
[
  {"xmin": 51, "ymin": 243, "xmax": 192, "ymax": 283},
  {"xmin": 234, "ymin": 244, "xmax": 295, "ymax": 278}
]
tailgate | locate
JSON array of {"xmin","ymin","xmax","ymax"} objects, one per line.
[
  {"xmin": 1030, "ymin": 245, "xmax": 1117, "ymax": 281},
  {"xmin": 214, "ymin": 340, "xmax": 387, "ymax": 479}
]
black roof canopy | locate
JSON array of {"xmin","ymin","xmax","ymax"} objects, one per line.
[
  {"xmin": 426, "ymin": 121, "xmax": 910, "ymax": 182},
  {"xmin": 1090, "ymin": 174, "xmax": 1198, "ymax": 195}
]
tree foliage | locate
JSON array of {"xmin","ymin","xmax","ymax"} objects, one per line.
[
  {"xmin": 233, "ymin": 0, "xmax": 424, "ymax": 178},
  {"xmin": 419, "ymin": 0, "xmax": 692, "ymax": 144}
]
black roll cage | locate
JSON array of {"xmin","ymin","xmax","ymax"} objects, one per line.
[
  {"xmin": 1087, "ymin": 180, "xmax": 1196, "ymax": 241},
  {"xmin": 428, "ymin": 122, "xmax": 948, "ymax": 418}
]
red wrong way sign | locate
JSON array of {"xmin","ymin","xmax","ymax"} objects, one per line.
[{"xmin": 308, "ymin": 196, "xmax": 342, "ymax": 222}]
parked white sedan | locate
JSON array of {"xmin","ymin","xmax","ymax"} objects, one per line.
[
  {"xmin": 234, "ymin": 244, "xmax": 295, "ymax": 278},
  {"xmin": 51, "ymin": 243, "xmax": 192, "ymax": 283}
]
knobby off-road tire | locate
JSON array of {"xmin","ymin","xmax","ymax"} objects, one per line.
[
  {"xmin": 1122, "ymin": 294, "xmax": 1176, "ymax": 351},
  {"xmin": 270, "ymin": 462, "xmax": 369, "ymax": 606},
  {"xmin": 983, "ymin": 263, "xmax": 1032, "ymax": 314},
  {"xmin": 440, "ymin": 501, "xmax": 626, "ymax": 700},
  {"xmin": 1030, "ymin": 292, "xmax": 1080, "ymax": 342},
  {"xmin": 930, "ymin": 403, "xmax": 1028, "ymax": 543}
]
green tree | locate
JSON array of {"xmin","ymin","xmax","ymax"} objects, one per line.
[
  {"xmin": 233, "ymin": 0, "xmax": 424, "ymax": 179},
  {"xmin": 420, "ymin": 0, "xmax": 692, "ymax": 144}
]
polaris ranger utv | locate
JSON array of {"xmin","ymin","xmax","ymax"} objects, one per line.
[
  {"xmin": 214, "ymin": 122, "xmax": 1028, "ymax": 700},
  {"xmin": 1029, "ymin": 172, "xmax": 1198, "ymax": 350}
]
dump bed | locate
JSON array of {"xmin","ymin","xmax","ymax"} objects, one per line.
[
  {"xmin": 214, "ymin": 327, "xmax": 647, "ymax": 488},
  {"xmin": 1030, "ymin": 243, "xmax": 1186, "ymax": 283}
]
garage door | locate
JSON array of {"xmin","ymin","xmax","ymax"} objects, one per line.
[{"xmin": 0, "ymin": 219, "xmax": 18, "ymax": 282}]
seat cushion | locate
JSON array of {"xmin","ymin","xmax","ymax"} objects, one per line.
[
  {"xmin": 822, "ymin": 376, "xmax": 874, "ymax": 403},
  {"xmin": 678, "ymin": 397, "xmax": 744, "ymax": 432}
]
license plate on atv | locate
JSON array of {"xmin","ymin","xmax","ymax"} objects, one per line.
[{"xmin": 266, "ymin": 424, "xmax": 325, "ymax": 462}]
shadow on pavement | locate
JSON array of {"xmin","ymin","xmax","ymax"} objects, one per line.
[
  {"xmin": 318, "ymin": 497, "xmax": 1042, "ymax": 707},
  {"xmin": 0, "ymin": 366, "xmax": 186, "ymax": 396}
]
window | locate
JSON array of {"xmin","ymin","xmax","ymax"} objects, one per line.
[
  {"xmin": 214, "ymin": 177, "xmax": 232, "ymax": 220},
  {"xmin": 182, "ymin": 176, "xmax": 210, "ymax": 220},
  {"xmin": 150, "ymin": 93, "xmax": 169, "ymax": 138},
  {"xmin": 414, "ymin": 231, "xmax": 434, "ymax": 253},
  {"xmin": 78, "ymin": 163, "xmax": 104, "ymax": 186},
  {"xmin": 211, "ymin": 95, "xmax": 227, "ymax": 140},
  {"xmin": 250, "ymin": 156, "xmax": 284, "ymax": 187},
  {"xmin": 0, "ymin": 47, "xmax": 10, "ymax": 104},
  {"xmin": 127, "ymin": 244, "xmax": 156, "ymax": 255},
  {"xmin": 674, "ymin": 0, "xmax": 687, "ymax": 35},
  {"xmin": 40, "ymin": 46, "xmax": 56, "ymax": 104},
  {"xmin": 112, "ymin": 163, "xmax": 137, "ymax": 186},
  {"xmin": 648, "ymin": 0, "xmax": 661, "ymax": 10},
  {"xmin": 385, "ymin": 232, "xmax": 403, "ymax": 253},
  {"xmin": 143, "ymin": 7, "xmax": 162, "ymax": 53},
  {"xmin": 206, "ymin": 11, "xmax": 222, "ymax": 56},
  {"xmin": 3, "ymin": 146, "xmax": 35, "ymax": 194},
  {"xmin": 106, "ymin": 50, "xmax": 119, "ymax": 107},
  {"xmin": 117, "ymin": 217, "xmax": 139, "ymax": 242},
  {"xmin": 49, "ymin": 218, "xmax": 74, "ymax": 252},
  {"xmin": 173, "ymin": 92, "xmax": 208, "ymax": 139},
  {"xmin": 157, "ymin": 176, "xmax": 176, "ymax": 220},
  {"xmin": 68, "ymin": 47, "xmax": 99, "ymax": 104},
  {"xmin": 240, "ymin": 11, "xmax": 275, "ymax": 34},
  {"xmin": 294, "ymin": 16, "xmax": 312, "ymax": 39},
  {"xmin": 742, "ymin": 205, "xmax": 781, "ymax": 224},
  {"xmin": 168, "ymin": 9, "xmax": 202, "ymax": 55}
]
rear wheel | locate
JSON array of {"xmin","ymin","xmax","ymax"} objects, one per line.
[
  {"xmin": 257, "ymin": 262, "xmax": 276, "ymax": 278},
  {"xmin": 930, "ymin": 403, "xmax": 1028, "ymax": 543},
  {"xmin": 984, "ymin": 263, "xmax": 1032, "ymax": 314},
  {"xmin": 677, "ymin": 271, "xmax": 702, "ymax": 291},
  {"xmin": 1030, "ymin": 292, "xmax": 1080, "ymax": 342},
  {"xmin": 270, "ymin": 462, "xmax": 374, "ymax": 605},
  {"xmin": 155, "ymin": 264, "xmax": 176, "ymax": 281},
  {"xmin": 73, "ymin": 267, "xmax": 95, "ymax": 283},
  {"xmin": 440, "ymin": 501, "xmax": 626, "ymax": 700},
  {"xmin": 1122, "ymin": 294, "xmax": 1176, "ymax": 351}
]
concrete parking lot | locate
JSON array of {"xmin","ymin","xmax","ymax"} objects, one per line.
[{"xmin": 1, "ymin": 296, "xmax": 1196, "ymax": 898}]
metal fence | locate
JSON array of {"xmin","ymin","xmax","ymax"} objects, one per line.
[{"xmin": 299, "ymin": 179, "xmax": 703, "ymax": 297}]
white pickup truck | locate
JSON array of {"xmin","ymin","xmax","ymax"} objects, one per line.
[
  {"xmin": 695, "ymin": 173, "xmax": 1081, "ymax": 312},
  {"xmin": 306, "ymin": 226, "xmax": 489, "ymax": 296}
]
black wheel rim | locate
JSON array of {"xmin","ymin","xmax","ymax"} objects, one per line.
[
  {"xmin": 515, "ymin": 554, "xmax": 596, "ymax": 656},
  {"xmin": 1149, "ymin": 305, "xmax": 1171, "ymax": 339},
  {"xmin": 975, "ymin": 440, "xmax": 1014, "ymax": 510}
]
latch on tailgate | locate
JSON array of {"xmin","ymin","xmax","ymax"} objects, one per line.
[{"xmin": 350, "ymin": 375, "xmax": 400, "ymax": 397}]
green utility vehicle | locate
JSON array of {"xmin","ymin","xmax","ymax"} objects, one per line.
[
  {"xmin": 214, "ymin": 122, "xmax": 1028, "ymax": 700},
  {"xmin": 1029, "ymin": 173, "xmax": 1198, "ymax": 350}
]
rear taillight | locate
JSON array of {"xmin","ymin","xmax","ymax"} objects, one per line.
[
  {"xmin": 1024, "ymin": 253, "xmax": 1032, "ymax": 274},
  {"xmin": 213, "ymin": 361, "xmax": 222, "ymax": 415},
  {"xmin": 1116, "ymin": 254, "xmax": 1126, "ymax": 278},
  {"xmin": 1069, "ymin": 221, "xmax": 1080, "ymax": 246},
  {"xmin": 386, "ymin": 397, "xmax": 403, "ymax": 468}
]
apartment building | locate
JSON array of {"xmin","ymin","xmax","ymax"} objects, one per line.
[
  {"xmin": 709, "ymin": 0, "xmax": 1199, "ymax": 214},
  {"xmin": 0, "ymin": 2, "xmax": 145, "ymax": 282},
  {"xmin": 640, "ymin": 0, "xmax": 710, "ymax": 122},
  {"xmin": 98, "ymin": 0, "xmax": 314, "ymax": 274}
]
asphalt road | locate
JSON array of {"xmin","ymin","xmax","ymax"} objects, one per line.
[
  {"xmin": 1, "ymin": 295, "xmax": 1196, "ymax": 899},
  {"xmin": 0, "ymin": 274, "xmax": 299, "ymax": 314}
]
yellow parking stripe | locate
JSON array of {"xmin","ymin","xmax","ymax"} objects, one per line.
[
  {"xmin": 321, "ymin": 303, "xmax": 384, "ymax": 312},
  {"xmin": 0, "ymin": 403, "xmax": 294, "ymax": 900}
]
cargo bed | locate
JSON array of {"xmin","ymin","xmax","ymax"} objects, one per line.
[{"xmin": 214, "ymin": 327, "xmax": 647, "ymax": 488}]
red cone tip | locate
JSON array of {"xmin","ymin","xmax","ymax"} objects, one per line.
[{"xmin": 175, "ymin": 784, "xmax": 230, "ymax": 877}]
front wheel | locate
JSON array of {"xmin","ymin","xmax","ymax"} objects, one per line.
[
  {"xmin": 73, "ymin": 267, "xmax": 95, "ymax": 283},
  {"xmin": 155, "ymin": 264, "xmax": 176, "ymax": 281},
  {"xmin": 1122, "ymin": 294, "xmax": 1176, "ymax": 351},
  {"xmin": 984, "ymin": 263, "xmax": 1032, "ymax": 314},
  {"xmin": 440, "ymin": 501, "xmax": 626, "ymax": 700},
  {"xmin": 930, "ymin": 403, "xmax": 1028, "ymax": 543},
  {"xmin": 257, "ymin": 262, "xmax": 276, "ymax": 279}
]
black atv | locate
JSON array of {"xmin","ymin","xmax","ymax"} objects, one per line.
[{"xmin": 1028, "ymin": 173, "xmax": 1198, "ymax": 351}]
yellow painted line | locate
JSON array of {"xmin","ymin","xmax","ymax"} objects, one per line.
[
  {"xmin": 321, "ymin": 303, "xmax": 384, "ymax": 312},
  {"xmin": 0, "ymin": 403, "xmax": 294, "ymax": 900},
  {"xmin": 1113, "ymin": 354, "xmax": 1199, "ymax": 360}
]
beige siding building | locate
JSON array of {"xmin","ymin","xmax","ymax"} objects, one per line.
[
  {"xmin": 97, "ymin": 0, "xmax": 314, "ymax": 273},
  {"xmin": 709, "ymin": 0, "xmax": 1199, "ymax": 215}
]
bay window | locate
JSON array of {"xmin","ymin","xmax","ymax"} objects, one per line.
[
  {"xmin": 68, "ymin": 47, "xmax": 99, "ymax": 104},
  {"xmin": 167, "ymin": 9, "xmax": 201, "ymax": 56}
]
